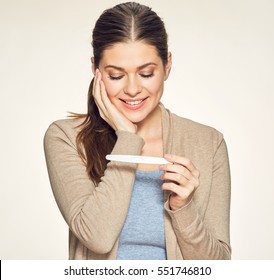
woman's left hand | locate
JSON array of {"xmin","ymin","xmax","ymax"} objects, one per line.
[{"xmin": 159, "ymin": 154, "xmax": 200, "ymax": 211}]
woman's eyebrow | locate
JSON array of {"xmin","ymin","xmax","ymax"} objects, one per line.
[
  {"xmin": 104, "ymin": 62, "xmax": 157, "ymax": 71},
  {"xmin": 137, "ymin": 62, "xmax": 157, "ymax": 70}
]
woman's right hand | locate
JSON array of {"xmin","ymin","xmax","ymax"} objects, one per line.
[{"xmin": 93, "ymin": 69, "xmax": 137, "ymax": 133}]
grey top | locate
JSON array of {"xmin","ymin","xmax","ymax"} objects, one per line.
[{"xmin": 116, "ymin": 169, "xmax": 166, "ymax": 260}]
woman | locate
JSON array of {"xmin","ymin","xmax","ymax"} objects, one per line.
[{"xmin": 44, "ymin": 2, "xmax": 231, "ymax": 260}]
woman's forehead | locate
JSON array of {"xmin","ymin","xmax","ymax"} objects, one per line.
[{"xmin": 100, "ymin": 41, "xmax": 161, "ymax": 69}]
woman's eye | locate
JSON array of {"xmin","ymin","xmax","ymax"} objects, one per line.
[
  {"xmin": 140, "ymin": 73, "xmax": 154, "ymax": 78},
  {"xmin": 109, "ymin": 75, "xmax": 124, "ymax": 80}
]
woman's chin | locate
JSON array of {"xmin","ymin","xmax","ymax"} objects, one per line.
[
  {"xmin": 127, "ymin": 115, "xmax": 146, "ymax": 124},
  {"xmin": 117, "ymin": 108, "xmax": 145, "ymax": 123}
]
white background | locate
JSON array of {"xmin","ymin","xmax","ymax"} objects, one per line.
[{"xmin": 1, "ymin": 0, "xmax": 273, "ymax": 259}]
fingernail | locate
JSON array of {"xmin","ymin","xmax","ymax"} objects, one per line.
[{"xmin": 165, "ymin": 154, "xmax": 172, "ymax": 159}]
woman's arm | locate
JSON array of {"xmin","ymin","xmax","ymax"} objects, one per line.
[
  {"xmin": 163, "ymin": 138, "xmax": 231, "ymax": 260},
  {"xmin": 44, "ymin": 123, "xmax": 144, "ymax": 255}
]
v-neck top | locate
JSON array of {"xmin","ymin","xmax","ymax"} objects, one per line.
[{"xmin": 116, "ymin": 169, "xmax": 166, "ymax": 260}]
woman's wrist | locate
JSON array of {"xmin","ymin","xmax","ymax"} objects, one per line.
[{"xmin": 116, "ymin": 124, "xmax": 137, "ymax": 134}]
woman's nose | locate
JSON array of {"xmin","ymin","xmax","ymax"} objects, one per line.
[{"xmin": 124, "ymin": 76, "xmax": 142, "ymax": 96}]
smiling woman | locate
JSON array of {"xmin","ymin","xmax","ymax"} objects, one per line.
[
  {"xmin": 95, "ymin": 41, "xmax": 171, "ymax": 125},
  {"xmin": 44, "ymin": 2, "xmax": 231, "ymax": 260}
]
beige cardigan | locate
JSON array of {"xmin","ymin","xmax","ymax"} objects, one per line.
[{"xmin": 44, "ymin": 104, "xmax": 231, "ymax": 260}]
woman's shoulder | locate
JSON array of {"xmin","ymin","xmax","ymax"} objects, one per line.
[
  {"xmin": 170, "ymin": 111, "xmax": 224, "ymax": 146},
  {"xmin": 172, "ymin": 112, "xmax": 221, "ymax": 132},
  {"xmin": 44, "ymin": 117, "xmax": 84, "ymax": 143}
]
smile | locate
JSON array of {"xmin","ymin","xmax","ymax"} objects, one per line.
[
  {"xmin": 125, "ymin": 100, "xmax": 143, "ymax": 105},
  {"xmin": 119, "ymin": 97, "xmax": 148, "ymax": 110}
]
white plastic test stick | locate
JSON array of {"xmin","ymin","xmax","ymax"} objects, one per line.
[{"xmin": 106, "ymin": 154, "xmax": 170, "ymax": 165}]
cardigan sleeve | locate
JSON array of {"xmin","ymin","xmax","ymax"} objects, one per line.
[
  {"xmin": 44, "ymin": 121, "xmax": 144, "ymax": 254},
  {"xmin": 164, "ymin": 136, "xmax": 231, "ymax": 260}
]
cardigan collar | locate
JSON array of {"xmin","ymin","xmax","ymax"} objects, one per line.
[
  {"xmin": 159, "ymin": 103, "xmax": 182, "ymax": 259},
  {"xmin": 160, "ymin": 103, "xmax": 174, "ymax": 155}
]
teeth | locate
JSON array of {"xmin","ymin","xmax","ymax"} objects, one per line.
[{"xmin": 125, "ymin": 100, "xmax": 143, "ymax": 105}]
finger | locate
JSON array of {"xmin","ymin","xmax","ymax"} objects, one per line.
[
  {"xmin": 164, "ymin": 154, "xmax": 200, "ymax": 177},
  {"xmin": 92, "ymin": 69, "xmax": 99, "ymax": 97},
  {"xmin": 96, "ymin": 71, "xmax": 115, "ymax": 114},
  {"xmin": 162, "ymin": 171, "xmax": 199, "ymax": 188},
  {"xmin": 92, "ymin": 69, "xmax": 100, "ymax": 100},
  {"xmin": 99, "ymin": 79, "xmax": 127, "ymax": 124},
  {"xmin": 93, "ymin": 70, "xmax": 107, "ymax": 113},
  {"xmin": 160, "ymin": 163, "xmax": 192, "ymax": 180},
  {"xmin": 100, "ymin": 79, "xmax": 113, "ymax": 109},
  {"xmin": 161, "ymin": 171, "xmax": 189, "ymax": 186},
  {"xmin": 162, "ymin": 182, "xmax": 194, "ymax": 200},
  {"xmin": 99, "ymin": 79, "xmax": 119, "ymax": 126}
]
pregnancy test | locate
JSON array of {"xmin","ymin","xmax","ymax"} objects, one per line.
[{"xmin": 106, "ymin": 154, "xmax": 170, "ymax": 165}]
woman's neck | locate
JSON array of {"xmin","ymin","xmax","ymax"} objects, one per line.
[
  {"xmin": 135, "ymin": 105, "xmax": 164, "ymax": 170},
  {"xmin": 136, "ymin": 105, "xmax": 162, "ymax": 142}
]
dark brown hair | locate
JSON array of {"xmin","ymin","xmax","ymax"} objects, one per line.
[{"xmin": 76, "ymin": 2, "xmax": 168, "ymax": 185}]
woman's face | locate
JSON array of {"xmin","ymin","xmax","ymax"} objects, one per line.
[{"xmin": 94, "ymin": 41, "xmax": 171, "ymax": 124}]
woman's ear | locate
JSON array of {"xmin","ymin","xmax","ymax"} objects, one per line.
[
  {"xmin": 91, "ymin": 57, "xmax": 96, "ymax": 74},
  {"xmin": 164, "ymin": 52, "xmax": 172, "ymax": 81}
]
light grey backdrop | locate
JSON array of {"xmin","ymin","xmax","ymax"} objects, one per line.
[{"xmin": 1, "ymin": 0, "xmax": 273, "ymax": 259}]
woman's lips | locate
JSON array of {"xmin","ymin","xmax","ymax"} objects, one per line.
[{"xmin": 119, "ymin": 97, "xmax": 148, "ymax": 110}]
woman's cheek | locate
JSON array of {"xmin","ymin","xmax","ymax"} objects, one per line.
[
  {"xmin": 145, "ymin": 78, "xmax": 164, "ymax": 95},
  {"xmin": 103, "ymin": 79, "xmax": 122, "ymax": 97}
]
